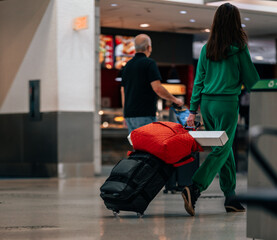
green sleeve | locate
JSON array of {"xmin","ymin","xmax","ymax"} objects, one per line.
[
  {"xmin": 190, "ymin": 46, "xmax": 206, "ymax": 112},
  {"xmin": 239, "ymin": 47, "xmax": 260, "ymax": 91}
]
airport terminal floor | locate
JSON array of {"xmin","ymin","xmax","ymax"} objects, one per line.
[{"xmin": 0, "ymin": 172, "xmax": 249, "ymax": 240}]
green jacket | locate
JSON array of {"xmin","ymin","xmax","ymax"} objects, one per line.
[{"xmin": 190, "ymin": 44, "xmax": 260, "ymax": 112}]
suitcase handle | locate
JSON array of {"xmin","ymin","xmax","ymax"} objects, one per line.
[
  {"xmin": 171, "ymin": 103, "xmax": 201, "ymax": 130},
  {"xmin": 184, "ymin": 121, "xmax": 201, "ymax": 131}
]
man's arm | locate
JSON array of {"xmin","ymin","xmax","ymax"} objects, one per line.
[
  {"xmin": 120, "ymin": 86, "xmax": 125, "ymax": 108},
  {"xmin": 151, "ymin": 80, "xmax": 183, "ymax": 106}
]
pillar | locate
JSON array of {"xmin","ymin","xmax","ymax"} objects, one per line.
[{"xmin": 0, "ymin": 0, "xmax": 98, "ymax": 178}]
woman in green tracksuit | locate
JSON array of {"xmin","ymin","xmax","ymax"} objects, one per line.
[{"xmin": 182, "ymin": 3, "xmax": 260, "ymax": 216}]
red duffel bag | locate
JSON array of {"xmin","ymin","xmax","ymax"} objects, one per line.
[{"xmin": 130, "ymin": 121, "xmax": 203, "ymax": 167}]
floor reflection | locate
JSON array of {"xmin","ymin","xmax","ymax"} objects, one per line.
[{"xmin": 0, "ymin": 176, "xmax": 247, "ymax": 240}]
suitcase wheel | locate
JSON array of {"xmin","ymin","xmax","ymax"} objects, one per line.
[
  {"xmin": 112, "ymin": 210, "xmax": 120, "ymax": 217},
  {"xmin": 164, "ymin": 189, "xmax": 177, "ymax": 194},
  {"xmin": 137, "ymin": 212, "xmax": 144, "ymax": 218}
]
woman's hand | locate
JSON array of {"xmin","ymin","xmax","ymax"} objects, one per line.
[{"xmin": 186, "ymin": 113, "xmax": 196, "ymax": 127}]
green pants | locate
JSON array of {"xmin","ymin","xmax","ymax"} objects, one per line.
[{"xmin": 192, "ymin": 95, "xmax": 239, "ymax": 197}]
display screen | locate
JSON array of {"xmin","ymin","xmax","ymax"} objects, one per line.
[
  {"xmin": 114, "ymin": 35, "xmax": 135, "ymax": 69},
  {"xmin": 99, "ymin": 34, "xmax": 114, "ymax": 69}
]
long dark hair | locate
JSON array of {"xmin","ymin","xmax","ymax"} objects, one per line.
[{"xmin": 206, "ymin": 3, "xmax": 248, "ymax": 61}]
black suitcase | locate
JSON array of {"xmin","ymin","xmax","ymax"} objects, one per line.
[
  {"xmin": 164, "ymin": 153, "xmax": 199, "ymax": 193},
  {"xmin": 100, "ymin": 151, "xmax": 174, "ymax": 217},
  {"xmin": 164, "ymin": 106, "xmax": 200, "ymax": 193}
]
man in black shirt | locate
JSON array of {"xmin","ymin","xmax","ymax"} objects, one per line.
[{"xmin": 121, "ymin": 34, "xmax": 183, "ymax": 133}]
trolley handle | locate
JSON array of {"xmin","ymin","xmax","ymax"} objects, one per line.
[
  {"xmin": 184, "ymin": 121, "xmax": 201, "ymax": 131},
  {"xmin": 171, "ymin": 103, "xmax": 201, "ymax": 130},
  {"xmin": 175, "ymin": 113, "xmax": 201, "ymax": 130}
]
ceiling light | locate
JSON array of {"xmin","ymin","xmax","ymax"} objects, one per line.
[
  {"xmin": 207, "ymin": 1, "xmax": 277, "ymax": 14},
  {"xmin": 165, "ymin": 0, "xmax": 203, "ymax": 4},
  {"xmin": 180, "ymin": 10, "xmax": 187, "ymax": 14},
  {"xmin": 189, "ymin": 19, "xmax": 196, "ymax": 23},
  {"xmin": 140, "ymin": 23, "xmax": 150, "ymax": 28},
  {"xmin": 255, "ymin": 56, "xmax": 264, "ymax": 61},
  {"xmin": 110, "ymin": 3, "xmax": 118, "ymax": 7},
  {"xmin": 244, "ymin": 17, "xmax": 250, "ymax": 21},
  {"xmin": 241, "ymin": 24, "xmax": 246, "ymax": 28},
  {"xmin": 204, "ymin": 29, "xmax": 210, "ymax": 33}
]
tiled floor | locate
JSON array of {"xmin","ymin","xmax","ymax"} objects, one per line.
[{"xmin": 0, "ymin": 174, "xmax": 249, "ymax": 240}]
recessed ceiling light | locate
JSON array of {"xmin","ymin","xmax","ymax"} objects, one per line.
[
  {"xmin": 190, "ymin": 19, "xmax": 196, "ymax": 23},
  {"xmin": 204, "ymin": 29, "xmax": 210, "ymax": 33},
  {"xmin": 180, "ymin": 10, "xmax": 187, "ymax": 14},
  {"xmin": 241, "ymin": 24, "xmax": 246, "ymax": 28},
  {"xmin": 244, "ymin": 17, "xmax": 250, "ymax": 21},
  {"xmin": 111, "ymin": 3, "xmax": 118, "ymax": 7},
  {"xmin": 255, "ymin": 56, "xmax": 264, "ymax": 61},
  {"xmin": 140, "ymin": 23, "xmax": 150, "ymax": 28}
]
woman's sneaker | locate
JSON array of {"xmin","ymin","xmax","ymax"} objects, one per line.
[
  {"xmin": 224, "ymin": 196, "xmax": 246, "ymax": 212},
  {"xmin": 181, "ymin": 185, "xmax": 201, "ymax": 216}
]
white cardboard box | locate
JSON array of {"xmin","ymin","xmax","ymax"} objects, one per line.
[
  {"xmin": 188, "ymin": 131, "xmax": 228, "ymax": 146},
  {"xmin": 128, "ymin": 131, "xmax": 228, "ymax": 147},
  {"xmin": 127, "ymin": 133, "xmax": 132, "ymax": 146}
]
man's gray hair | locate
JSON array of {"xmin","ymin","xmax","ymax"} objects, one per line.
[{"xmin": 135, "ymin": 35, "xmax": 151, "ymax": 52}]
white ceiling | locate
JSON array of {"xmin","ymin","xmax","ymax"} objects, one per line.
[{"xmin": 100, "ymin": 0, "xmax": 277, "ymax": 38}]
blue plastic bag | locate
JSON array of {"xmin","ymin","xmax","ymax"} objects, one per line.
[{"xmin": 171, "ymin": 107, "xmax": 190, "ymax": 125}]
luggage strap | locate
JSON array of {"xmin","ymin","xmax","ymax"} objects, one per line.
[
  {"xmin": 129, "ymin": 150, "xmax": 195, "ymax": 167},
  {"xmin": 152, "ymin": 121, "xmax": 179, "ymax": 134},
  {"xmin": 174, "ymin": 153, "xmax": 196, "ymax": 165}
]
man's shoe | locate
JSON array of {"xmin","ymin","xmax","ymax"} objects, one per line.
[
  {"xmin": 181, "ymin": 185, "xmax": 201, "ymax": 216},
  {"xmin": 224, "ymin": 196, "xmax": 246, "ymax": 213}
]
